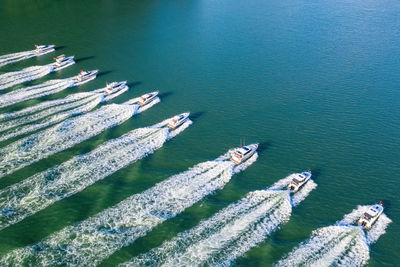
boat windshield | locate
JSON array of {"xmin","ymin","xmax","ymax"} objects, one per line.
[
  {"xmin": 366, "ymin": 208, "xmax": 379, "ymax": 217},
  {"xmin": 243, "ymin": 150, "xmax": 252, "ymax": 155},
  {"xmin": 291, "ymin": 179, "xmax": 300, "ymax": 185}
]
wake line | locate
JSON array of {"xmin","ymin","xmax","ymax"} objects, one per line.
[
  {"xmin": 124, "ymin": 191, "xmax": 291, "ymax": 267},
  {"xmin": 122, "ymin": 175, "xmax": 317, "ymax": 267},
  {"xmin": 0, "ymin": 93, "xmax": 101, "ymax": 133},
  {"xmin": 276, "ymin": 226, "xmax": 369, "ymax": 267},
  {"xmin": 0, "ymin": 92, "xmax": 108, "ymax": 143},
  {"xmin": 0, "ymin": 46, "xmax": 55, "ymax": 68},
  {"xmin": 0, "ymin": 51, "xmax": 33, "ymax": 67},
  {"xmin": 275, "ymin": 206, "xmax": 392, "ymax": 267},
  {"xmin": 0, "ymin": 99, "xmax": 156, "ymax": 179},
  {"xmin": 0, "ymin": 78, "xmax": 75, "ymax": 109},
  {"xmin": 0, "ymin": 111, "xmax": 169, "ymax": 230},
  {"xmin": 0, "ymin": 148, "xmax": 256, "ymax": 266},
  {"xmin": 0, "ymin": 65, "xmax": 54, "ymax": 90},
  {"xmin": 0, "ymin": 92, "xmax": 97, "ymax": 123}
]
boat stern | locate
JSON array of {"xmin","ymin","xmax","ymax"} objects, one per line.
[
  {"xmin": 358, "ymin": 218, "xmax": 371, "ymax": 229},
  {"xmin": 288, "ymin": 183, "xmax": 299, "ymax": 192}
]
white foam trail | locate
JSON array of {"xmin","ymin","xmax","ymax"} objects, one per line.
[
  {"xmin": 269, "ymin": 173, "xmax": 297, "ymax": 190},
  {"xmin": 338, "ymin": 205, "xmax": 392, "ymax": 245},
  {"xmin": 0, "ymin": 149, "xmax": 257, "ymax": 266},
  {"xmin": 215, "ymin": 148, "xmax": 236, "ymax": 161},
  {"xmin": 0, "ymin": 92, "xmax": 149, "ymax": 142},
  {"xmin": 291, "ymin": 180, "xmax": 317, "ymax": 207},
  {"xmin": 0, "ymin": 51, "xmax": 33, "ymax": 66},
  {"xmin": 338, "ymin": 206, "xmax": 369, "ymax": 226},
  {"xmin": 0, "ymin": 124, "xmax": 167, "ymax": 230},
  {"xmin": 122, "ymin": 174, "xmax": 316, "ymax": 267},
  {"xmin": 0, "ymin": 78, "xmax": 77, "ymax": 109},
  {"xmin": 233, "ymin": 154, "xmax": 258, "ymax": 174},
  {"xmin": 0, "ymin": 93, "xmax": 103, "ymax": 142},
  {"xmin": 0, "ymin": 65, "xmax": 54, "ymax": 90},
  {"xmin": 0, "ymin": 102, "xmax": 144, "ymax": 178},
  {"xmin": 0, "ymin": 92, "xmax": 94, "ymax": 123},
  {"xmin": 0, "ymin": 52, "xmax": 33, "ymax": 68},
  {"xmin": 275, "ymin": 226, "xmax": 370, "ymax": 267},
  {"xmin": 123, "ymin": 190, "xmax": 292, "ymax": 267},
  {"xmin": 0, "ymin": 48, "xmax": 54, "ymax": 67},
  {"xmin": 365, "ymin": 213, "xmax": 391, "ymax": 245},
  {"xmin": 276, "ymin": 208, "xmax": 392, "ymax": 267}
]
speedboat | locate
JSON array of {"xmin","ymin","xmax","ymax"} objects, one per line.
[
  {"xmin": 138, "ymin": 91, "xmax": 158, "ymax": 106},
  {"xmin": 52, "ymin": 54, "xmax": 75, "ymax": 71},
  {"xmin": 358, "ymin": 202, "xmax": 384, "ymax": 229},
  {"xmin": 104, "ymin": 81, "xmax": 128, "ymax": 95},
  {"xmin": 73, "ymin": 70, "xmax": 98, "ymax": 86},
  {"xmin": 230, "ymin": 144, "xmax": 258, "ymax": 165},
  {"xmin": 33, "ymin": 44, "xmax": 55, "ymax": 55},
  {"xmin": 287, "ymin": 171, "xmax": 312, "ymax": 192},
  {"xmin": 168, "ymin": 113, "xmax": 190, "ymax": 129}
]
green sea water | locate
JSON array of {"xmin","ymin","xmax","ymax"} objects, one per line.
[{"xmin": 0, "ymin": 0, "xmax": 399, "ymax": 266}]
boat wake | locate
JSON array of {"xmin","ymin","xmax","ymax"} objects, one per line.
[
  {"xmin": 0, "ymin": 51, "xmax": 34, "ymax": 68},
  {"xmin": 276, "ymin": 226, "xmax": 370, "ymax": 267},
  {"xmin": 0, "ymin": 78, "xmax": 77, "ymax": 109},
  {"xmin": 276, "ymin": 207, "xmax": 392, "ymax": 267},
  {"xmin": 0, "ymin": 47, "xmax": 54, "ymax": 68},
  {"xmin": 121, "ymin": 175, "xmax": 316, "ymax": 267},
  {"xmin": 0, "ymin": 92, "xmax": 103, "ymax": 142},
  {"xmin": 0, "ymin": 65, "xmax": 54, "ymax": 90},
  {"xmin": 0, "ymin": 148, "xmax": 257, "ymax": 266},
  {"xmin": 124, "ymin": 190, "xmax": 291, "ymax": 267},
  {"xmin": 0, "ymin": 118, "xmax": 182, "ymax": 230},
  {"xmin": 0, "ymin": 101, "xmax": 153, "ymax": 179}
]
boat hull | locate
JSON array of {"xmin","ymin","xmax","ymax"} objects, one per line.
[{"xmin": 53, "ymin": 60, "xmax": 75, "ymax": 72}]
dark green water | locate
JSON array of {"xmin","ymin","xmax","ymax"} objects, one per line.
[{"xmin": 0, "ymin": 0, "xmax": 399, "ymax": 266}]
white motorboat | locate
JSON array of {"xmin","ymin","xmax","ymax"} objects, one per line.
[
  {"xmin": 138, "ymin": 91, "xmax": 158, "ymax": 106},
  {"xmin": 104, "ymin": 81, "xmax": 128, "ymax": 95},
  {"xmin": 34, "ymin": 44, "xmax": 55, "ymax": 55},
  {"xmin": 52, "ymin": 54, "xmax": 75, "ymax": 71},
  {"xmin": 168, "ymin": 113, "xmax": 190, "ymax": 129},
  {"xmin": 358, "ymin": 202, "xmax": 384, "ymax": 229},
  {"xmin": 230, "ymin": 144, "xmax": 258, "ymax": 165},
  {"xmin": 73, "ymin": 70, "xmax": 98, "ymax": 86},
  {"xmin": 287, "ymin": 171, "xmax": 312, "ymax": 193}
]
